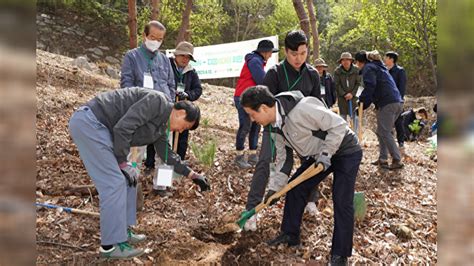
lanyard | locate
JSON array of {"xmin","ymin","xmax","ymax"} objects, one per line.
[
  {"xmin": 268, "ymin": 125, "xmax": 275, "ymax": 163},
  {"xmin": 173, "ymin": 67, "xmax": 184, "ymax": 83},
  {"xmin": 165, "ymin": 120, "xmax": 170, "ymax": 164},
  {"xmin": 139, "ymin": 46, "xmax": 154, "ymax": 71},
  {"xmin": 282, "ymin": 61, "xmax": 305, "ymax": 91}
]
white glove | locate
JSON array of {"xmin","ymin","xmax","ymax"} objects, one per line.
[{"xmin": 244, "ymin": 214, "xmax": 258, "ymax": 232}]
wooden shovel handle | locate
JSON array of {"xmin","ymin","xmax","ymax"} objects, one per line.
[
  {"xmin": 173, "ymin": 96, "xmax": 179, "ymax": 152},
  {"xmin": 358, "ymin": 102, "xmax": 363, "ymax": 141},
  {"xmin": 255, "ymin": 163, "xmax": 324, "ymax": 213}
]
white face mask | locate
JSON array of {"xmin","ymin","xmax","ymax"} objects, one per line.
[{"xmin": 144, "ymin": 38, "xmax": 161, "ymax": 52}]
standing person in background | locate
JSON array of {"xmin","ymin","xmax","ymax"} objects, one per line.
[
  {"xmin": 334, "ymin": 52, "xmax": 361, "ymax": 120},
  {"xmin": 314, "ymin": 58, "xmax": 337, "ymax": 108},
  {"xmin": 169, "ymin": 41, "xmax": 202, "ymax": 162},
  {"xmin": 120, "ymin": 21, "xmax": 176, "ymax": 181},
  {"xmin": 243, "ymin": 30, "xmax": 321, "ymax": 231},
  {"xmin": 355, "ymin": 50, "xmax": 404, "ymax": 170},
  {"xmin": 234, "ymin": 39, "xmax": 278, "ymax": 169},
  {"xmin": 385, "ymin": 51, "xmax": 408, "ymax": 151}
]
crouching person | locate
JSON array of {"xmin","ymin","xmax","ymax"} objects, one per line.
[
  {"xmin": 240, "ymin": 85, "xmax": 362, "ymax": 265},
  {"xmin": 68, "ymin": 87, "xmax": 210, "ymax": 259}
]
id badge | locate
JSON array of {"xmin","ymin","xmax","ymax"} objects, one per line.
[
  {"xmin": 143, "ymin": 72, "xmax": 154, "ymax": 89},
  {"xmin": 177, "ymin": 82, "xmax": 185, "ymax": 93},
  {"xmin": 154, "ymin": 164, "xmax": 174, "ymax": 188},
  {"xmin": 320, "ymin": 85, "xmax": 326, "ymax": 96}
]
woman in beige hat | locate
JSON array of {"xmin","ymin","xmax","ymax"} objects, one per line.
[
  {"xmin": 314, "ymin": 58, "xmax": 336, "ymax": 108},
  {"xmin": 333, "ymin": 52, "xmax": 361, "ymax": 120}
]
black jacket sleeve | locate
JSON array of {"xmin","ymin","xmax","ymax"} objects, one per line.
[{"xmin": 185, "ymin": 70, "xmax": 202, "ymax": 101}]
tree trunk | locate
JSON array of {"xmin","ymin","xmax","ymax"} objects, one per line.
[
  {"xmin": 151, "ymin": 0, "xmax": 160, "ymax": 20},
  {"xmin": 420, "ymin": 0, "xmax": 437, "ymax": 89},
  {"xmin": 292, "ymin": 0, "xmax": 310, "ymax": 61},
  {"xmin": 176, "ymin": 0, "xmax": 193, "ymax": 45},
  {"xmin": 306, "ymin": 0, "xmax": 319, "ymax": 61},
  {"xmin": 128, "ymin": 0, "xmax": 137, "ymax": 49}
]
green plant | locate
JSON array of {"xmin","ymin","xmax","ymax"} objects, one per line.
[
  {"xmin": 201, "ymin": 118, "xmax": 210, "ymax": 127},
  {"xmin": 190, "ymin": 138, "xmax": 216, "ymax": 168}
]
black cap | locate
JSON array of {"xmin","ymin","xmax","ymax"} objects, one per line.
[
  {"xmin": 255, "ymin": 40, "xmax": 278, "ymax": 53},
  {"xmin": 385, "ymin": 51, "xmax": 399, "ymax": 57}
]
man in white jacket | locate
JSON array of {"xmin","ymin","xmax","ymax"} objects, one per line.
[{"xmin": 240, "ymin": 85, "xmax": 362, "ymax": 266}]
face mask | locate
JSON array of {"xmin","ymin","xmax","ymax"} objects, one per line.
[{"xmin": 144, "ymin": 38, "xmax": 161, "ymax": 52}]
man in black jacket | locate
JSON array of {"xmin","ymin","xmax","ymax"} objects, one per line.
[{"xmin": 243, "ymin": 30, "xmax": 322, "ymax": 231}]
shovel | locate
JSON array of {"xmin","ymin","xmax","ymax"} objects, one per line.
[
  {"xmin": 217, "ymin": 163, "xmax": 324, "ymax": 234},
  {"xmin": 358, "ymin": 102, "xmax": 364, "ymax": 141},
  {"xmin": 36, "ymin": 202, "xmax": 100, "ymax": 217}
]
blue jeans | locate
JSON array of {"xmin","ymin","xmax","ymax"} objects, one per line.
[
  {"xmin": 69, "ymin": 106, "xmax": 137, "ymax": 245},
  {"xmin": 234, "ymin": 96, "xmax": 260, "ymax": 151}
]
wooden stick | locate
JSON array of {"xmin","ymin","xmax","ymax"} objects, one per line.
[
  {"xmin": 255, "ymin": 164, "xmax": 324, "ymax": 213},
  {"xmin": 358, "ymin": 102, "xmax": 363, "ymax": 141},
  {"xmin": 37, "ymin": 240, "xmax": 87, "ymax": 251},
  {"xmin": 173, "ymin": 95, "xmax": 180, "ymax": 152}
]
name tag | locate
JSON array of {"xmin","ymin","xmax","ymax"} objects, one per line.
[
  {"xmin": 320, "ymin": 85, "xmax": 326, "ymax": 96},
  {"xmin": 154, "ymin": 164, "xmax": 174, "ymax": 188},
  {"xmin": 177, "ymin": 82, "xmax": 185, "ymax": 93},
  {"xmin": 143, "ymin": 72, "xmax": 154, "ymax": 89}
]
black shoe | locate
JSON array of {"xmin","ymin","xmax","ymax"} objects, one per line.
[
  {"xmin": 266, "ymin": 232, "xmax": 300, "ymax": 247},
  {"xmin": 330, "ymin": 255, "xmax": 348, "ymax": 266},
  {"xmin": 381, "ymin": 159, "xmax": 404, "ymax": 170},
  {"xmin": 371, "ymin": 159, "xmax": 388, "ymax": 166},
  {"xmin": 154, "ymin": 189, "xmax": 173, "ymax": 197}
]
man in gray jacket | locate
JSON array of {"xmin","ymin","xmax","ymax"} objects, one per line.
[
  {"xmin": 120, "ymin": 20, "xmax": 176, "ymax": 182},
  {"xmin": 69, "ymin": 88, "xmax": 210, "ymax": 259},
  {"xmin": 240, "ymin": 85, "xmax": 362, "ymax": 266}
]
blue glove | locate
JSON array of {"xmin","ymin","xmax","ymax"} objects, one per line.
[{"xmin": 315, "ymin": 152, "xmax": 331, "ymax": 171}]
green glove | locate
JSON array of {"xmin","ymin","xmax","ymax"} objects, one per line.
[{"xmin": 408, "ymin": 119, "xmax": 422, "ymax": 134}]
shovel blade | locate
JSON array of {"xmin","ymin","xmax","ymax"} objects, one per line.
[{"xmin": 236, "ymin": 208, "xmax": 256, "ymax": 228}]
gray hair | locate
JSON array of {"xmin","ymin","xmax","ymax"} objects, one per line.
[{"xmin": 144, "ymin": 21, "xmax": 166, "ymax": 36}]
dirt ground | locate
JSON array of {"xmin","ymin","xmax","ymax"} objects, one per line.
[{"xmin": 36, "ymin": 50, "xmax": 437, "ymax": 264}]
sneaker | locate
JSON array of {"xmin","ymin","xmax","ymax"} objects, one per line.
[
  {"xmin": 127, "ymin": 228, "xmax": 147, "ymax": 244},
  {"xmin": 382, "ymin": 160, "xmax": 404, "ymax": 170},
  {"xmin": 371, "ymin": 159, "xmax": 388, "ymax": 166},
  {"xmin": 99, "ymin": 242, "xmax": 144, "ymax": 259},
  {"xmin": 235, "ymin": 154, "xmax": 252, "ymax": 169},
  {"xmin": 248, "ymin": 153, "xmax": 258, "ymax": 166},
  {"xmin": 267, "ymin": 232, "xmax": 300, "ymax": 247},
  {"xmin": 243, "ymin": 214, "xmax": 257, "ymax": 232},
  {"xmin": 154, "ymin": 189, "xmax": 173, "ymax": 197},
  {"xmin": 330, "ymin": 255, "xmax": 348, "ymax": 266},
  {"xmin": 304, "ymin": 202, "xmax": 319, "ymax": 216}
]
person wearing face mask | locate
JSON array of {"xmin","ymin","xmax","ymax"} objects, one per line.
[
  {"xmin": 242, "ymin": 30, "xmax": 322, "ymax": 232},
  {"xmin": 120, "ymin": 21, "xmax": 176, "ymax": 192},
  {"xmin": 168, "ymin": 41, "xmax": 202, "ymax": 162},
  {"xmin": 68, "ymin": 88, "xmax": 210, "ymax": 259}
]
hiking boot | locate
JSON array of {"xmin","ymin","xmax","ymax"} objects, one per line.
[
  {"xmin": 235, "ymin": 154, "xmax": 252, "ymax": 169},
  {"xmin": 382, "ymin": 160, "xmax": 404, "ymax": 170},
  {"xmin": 248, "ymin": 153, "xmax": 258, "ymax": 166},
  {"xmin": 371, "ymin": 159, "xmax": 388, "ymax": 166},
  {"xmin": 127, "ymin": 228, "xmax": 147, "ymax": 244},
  {"xmin": 267, "ymin": 232, "xmax": 300, "ymax": 247},
  {"xmin": 330, "ymin": 255, "xmax": 348, "ymax": 266},
  {"xmin": 154, "ymin": 189, "xmax": 173, "ymax": 197},
  {"xmin": 99, "ymin": 242, "xmax": 144, "ymax": 259}
]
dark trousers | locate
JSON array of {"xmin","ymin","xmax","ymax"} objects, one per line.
[
  {"xmin": 234, "ymin": 96, "xmax": 260, "ymax": 151},
  {"xmin": 144, "ymin": 144, "xmax": 156, "ymax": 168},
  {"xmin": 281, "ymin": 150, "xmax": 362, "ymax": 257},
  {"xmin": 395, "ymin": 115, "xmax": 405, "ymax": 147},
  {"xmin": 176, "ymin": 129, "xmax": 189, "ymax": 160}
]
